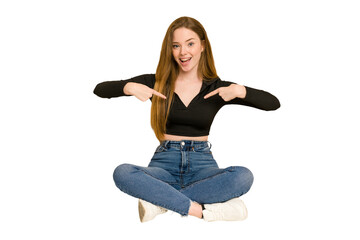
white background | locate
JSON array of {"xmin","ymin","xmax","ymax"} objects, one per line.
[{"xmin": 1, "ymin": 0, "xmax": 359, "ymax": 239}]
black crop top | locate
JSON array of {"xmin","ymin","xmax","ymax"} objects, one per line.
[{"xmin": 93, "ymin": 74, "xmax": 280, "ymax": 136}]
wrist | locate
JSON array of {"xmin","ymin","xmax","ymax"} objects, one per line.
[
  {"xmin": 123, "ymin": 82, "xmax": 132, "ymax": 95},
  {"xmin": 234, "ymin": 84, "xmax": 246, "ymax": 99}
]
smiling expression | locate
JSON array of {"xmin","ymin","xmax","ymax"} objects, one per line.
[{"xmin": 172, "ymin": 27, "xmax": 204, "ymax": 74}]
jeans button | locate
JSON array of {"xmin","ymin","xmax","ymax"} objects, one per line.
[{"xmin": 181, "ymin": 141, "xmax": 185, "ymax": 146}]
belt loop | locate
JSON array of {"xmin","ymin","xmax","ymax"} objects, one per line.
[
  {"xmin": 207, "ymin": 141, "xmax": 212, "ymax": 149},
  {"xmin": 163, "ymin": 140, "xmax": 170, "ymax": 148}
]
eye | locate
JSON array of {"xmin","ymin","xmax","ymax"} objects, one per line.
[
  {"xmin": 188, "ymin": 42, "xmax": 194, "ymax": 47},
  {"xmin": 173, "ymin": 44, "xmax": 180, "ymax": 49}
]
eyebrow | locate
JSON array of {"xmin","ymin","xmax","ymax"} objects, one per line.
[{"xmin": 172, "ymin": 38, "xmax": 196, "ymax": 44}]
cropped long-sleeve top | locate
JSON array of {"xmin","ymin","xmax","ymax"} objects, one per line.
[{"xmin": 93, "ymin": 74, "xmax": 280, "ymax": 136}]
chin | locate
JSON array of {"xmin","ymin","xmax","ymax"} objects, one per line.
[{"xmin": 179, "ymin": 64, "xmax": 196, "ymax": 72}]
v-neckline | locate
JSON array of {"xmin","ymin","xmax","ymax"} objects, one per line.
[{"xmin": 174, "ymin": 81, "xmax": 205, "ymax": 109}]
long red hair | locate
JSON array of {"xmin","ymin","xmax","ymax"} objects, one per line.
[{"xmin": 151, "ymin": 16, "xmax": 218, "ymax": 142}]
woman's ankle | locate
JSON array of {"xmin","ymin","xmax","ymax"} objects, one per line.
[{"xmin": 188, "ymin": 201, "xmax": 203, "ymax": 218}]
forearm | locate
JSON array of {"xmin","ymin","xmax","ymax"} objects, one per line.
[
  {"xmin": 242, "ymin": 86, "xmax": 281, "ymax": 110},
  {"xmin": 93, "ymin": 74, "xmax": 156, "ymax": 99},
  {"xmin": 93, "ymin": 80, "xmax": 129, "ymax": 98},
  {"xmin": 225, "ymin": 83, "xmax": 280, "ymax": 111}
]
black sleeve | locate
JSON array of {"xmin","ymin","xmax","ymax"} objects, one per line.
[
  {"xmin": 220, "ymin": 81, "xmax": 281, "ymax": 111},
  {"xmin": 93, "ymin": 74, "xmax": 156, "ymax": 98}
]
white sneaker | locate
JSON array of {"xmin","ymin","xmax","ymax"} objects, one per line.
[
  {"xmin": 202, "ymin": 198, "xmax": 248, "ymax": 222},
  {"xmin": 138, "ymin": 199, "xmax": 167, "ymax": 222}
]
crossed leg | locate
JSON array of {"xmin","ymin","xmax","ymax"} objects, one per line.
[
  {"xmin": 113, "ymin": 164, "xmax": 253, "ymax": 218},
  {"xmin": 180, "ymin": 166, "xmax": 254, "ymax": 204}
]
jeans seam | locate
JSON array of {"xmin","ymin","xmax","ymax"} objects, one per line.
[
  {"xmin": 180, "ymin": 169, "xmax": 229, "ymax": 191},
  {"xmin": 139, "ymin": 168, "xmax": 178, "ymax": 185}
]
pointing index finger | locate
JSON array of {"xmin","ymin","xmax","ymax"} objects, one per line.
[
  {"xmin": 152, "ymin": 90, "xmax": 167, "ymax": 99},
  {"xmin": 204, "ymin": 89, "xmax": 219, "ymax": 99}
]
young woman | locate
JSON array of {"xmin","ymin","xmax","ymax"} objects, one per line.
[{"xmin": 94, "ymin": 16, "xmax": 280, "ymax": 222}]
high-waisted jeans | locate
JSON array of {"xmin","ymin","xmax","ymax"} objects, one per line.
[{"xmin": 113, "ymin": 140, "xmax": 254, "ymax": 216}]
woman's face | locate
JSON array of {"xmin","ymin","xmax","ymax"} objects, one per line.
[{"xmin": 172, "ymin": 27, "xmax": 204, "ymax": 74}]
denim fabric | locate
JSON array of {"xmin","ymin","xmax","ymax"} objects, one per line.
[{"xmin": 113, "ymin": 140, "xmax": 254, "ymax": 216}]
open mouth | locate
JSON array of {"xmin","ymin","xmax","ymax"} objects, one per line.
[{"xmin": 180, "ymin": 57, "xmax": 192, "ymax": 63}]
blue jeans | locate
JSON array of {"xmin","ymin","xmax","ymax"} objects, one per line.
[{"xmin": 113, "ymin": 140, "xmax": 254, "ymax": 216}]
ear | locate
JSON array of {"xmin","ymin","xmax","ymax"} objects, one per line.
[{"xmin": 201, "ymin": 40, "xmax": 205, "ymax": 52}]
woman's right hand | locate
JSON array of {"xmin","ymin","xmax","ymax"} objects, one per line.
[{"xmin": 123, "ymin": 82, "xmax": 167, "ymax": 102}]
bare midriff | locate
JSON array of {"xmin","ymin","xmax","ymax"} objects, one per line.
[{"xmin": 163, "ymin": 134, "xmax": 208, "ymax": 141}]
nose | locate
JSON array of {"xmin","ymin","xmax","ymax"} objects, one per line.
[{"xmin": 180, "ymin": 46, "xmax": 187, "ymax": 55}]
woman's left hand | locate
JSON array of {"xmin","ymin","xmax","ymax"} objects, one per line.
[{"xmin": 204, "ymin": 84, "xmax": 246, "ymax": 101}]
